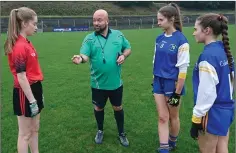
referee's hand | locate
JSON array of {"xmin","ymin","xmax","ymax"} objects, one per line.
[
  {"xmin": 71, "ymin": 55, "xmax": 82, "ymax": 64},
  {"xmin": 117, "ymin": 54, "xmax": 125, "ymax": 65}
]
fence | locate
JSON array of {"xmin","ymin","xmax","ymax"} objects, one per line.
[{"xmin": 1, "ymin": 14, "xmax": 235, "ymax": 33}]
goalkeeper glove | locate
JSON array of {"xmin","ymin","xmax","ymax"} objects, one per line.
[
  {"xmin": 190, "ymin": 115, "xmax": 203, "ymax": 139},
  {"xmin": 167, "ymin": 92, "xmax": 180, "ymax": 107},
  {"xmin": 29, "ymin": 100, "xmax": 39, "ymax": 117}
]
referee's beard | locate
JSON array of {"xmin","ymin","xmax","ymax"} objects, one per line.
[{"xmin": 94, "ymin": 25, "xmax": 107, "ymax": 34}]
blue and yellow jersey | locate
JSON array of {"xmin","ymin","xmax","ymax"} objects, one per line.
[
  {"xmin": 192, "ymin": 41, "xmax": 235, "ymax": 118},
  {"xmin": 153, "ymin": 30, "xmax": 190, "ymax": 80}
]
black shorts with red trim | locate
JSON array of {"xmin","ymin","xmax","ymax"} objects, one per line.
[{"xmin": 13, "ymin": 81, "xmax": 44, "ymax": 117}]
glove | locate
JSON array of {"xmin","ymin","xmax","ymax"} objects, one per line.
[
  {"xmin": 29, "ymin": 100, "xmax": 39, "ymax": 117},
  {"xmin": 167, "ymin": 92, "xmax": 180, "ymax": 106},
  {"xmin": 190, "ymin": 115, "xmax": 203, "ymax": 139}
]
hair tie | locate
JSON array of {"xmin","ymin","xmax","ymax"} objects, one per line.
[{"xmin": 218, "ymin": 14, "xmax": 223, "ymax": 21}]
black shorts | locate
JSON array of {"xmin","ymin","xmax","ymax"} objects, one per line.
[
  {"xmin": 13, "ymin": 81, "xmax": 44, "ymax": 117},
  {"xmin": 92, "ymin": 85, "xmax": 123, "ymax": 109}
]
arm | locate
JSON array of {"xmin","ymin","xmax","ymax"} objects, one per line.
[
  {"xmin": 121, "ymin": 34, "xmax": 131, "ymax": 58},
  {"xmin": 13, "ymin": 46, "xmax": 36, "ymax": 103},
  {"xmin": 13, "ymin": 46, "xmax": 39, "ymax": 117},
  {"xmin": 72, "ymin": 36, "xmax": 91, "ymax": 64},
  {"xmin": 17, "ymin": 72, "xmax": 36, "ymax": 103},
  {"xmin": 117, "ymin": 33, "xmax": 131, "ymax": 64},
  {"xmin": 175, "ymin": 43, "xmax": 190, "ymax": 94},
  {"xmin": 190, "ymin": 60, "xmax": 219, "ymax": 139},
  {"xmin": 122, "ymin": 48, "xmax": 131, "ymax": 59},
  {"xmin": 192, "ymin": 61, "xmax": 219, "ymax": 123},
  {"xmin": 72, "ymin": 54, "xmax": 89, "ymax": 64}
]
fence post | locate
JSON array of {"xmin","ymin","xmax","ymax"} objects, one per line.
[
  {"xmin": 115, "ymin": 19, "xmax": 117, "ymax": 28},
  {"xmin": 88, "ymin": 20, "xmax": 91, "ymax": 30},
  {"xmin": 152, "ymin": 18, "xmax": 155, "ymax": 28},
  {"xmin": 128, "ymin": 19, "xmax": 130, "ymax": 26},
  {"xmin": 73, "ymin": 20, "xmax": 76, "ymax": 27},
  {"xmin": 140, "ymin": 18, "xmax": 142, "ymax": 28},
  {"xmin": 58, "ymin": 20, "xmax": 60, "ymax": 27},
  {"xmin": 41, "ymin": 20, "xmax": 44, "ymax": 32}
]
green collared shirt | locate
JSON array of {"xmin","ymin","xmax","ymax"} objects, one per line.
[{"xmin": 80, "ymin": 29, "xmax": 131, "ymax": 90}]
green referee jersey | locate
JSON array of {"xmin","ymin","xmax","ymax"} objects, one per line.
[{"xmin": 80, "ymin": 28, "xmax": 131, "ymax": 90}]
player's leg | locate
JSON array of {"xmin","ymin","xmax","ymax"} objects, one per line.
[
  {"xmin": 29, "ymin": 114, "xmax": 40, "ymax": 153},
  {"xmin": 109, "ymin": 85, "xmax": 129, "ymax": 147},
  {"xmin": 92, "ymin": 88, "xmax": 109, "ymax": 144},
  {"xmin": 28, "ymin": 81, "xmax": 44, "ymax": 153},
  {"xmin": 216, "ymin": 131, "xmax": 229, "ymax": 153},
  {"xmin": 17, "ymin": 116, "xmax": 33, "ymax": 153},
  {"xmin": 13, "ymin": 87, "xmax": 33, "ymax": 153},
  {"xmin": 154, "ymin": 94, "xmax": 170, "ymax": 153},
  {"xmin": 198, "ymin": 132, "xmax": 218, "ymax": 153},
  {"xmin": 153, "ymin": 76, "xmax": 170, "ymax": 153},
  {"xmin": 167, "ymin": 98, "xmax": 181, "ymax": 150},
  {"xmin": 199, "ymin": 106, "xmax": 233, "ymax": 153},
  {"xmin": 165, "ymin": 79, "xmax": 183, "ymax": 150}
]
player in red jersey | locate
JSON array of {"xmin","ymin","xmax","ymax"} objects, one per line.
[{"xmin": 4, "ymin": 7, "xmax": 44, "ymax": 153}]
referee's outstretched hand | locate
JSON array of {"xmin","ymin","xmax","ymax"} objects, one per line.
[
  {"xmin": 117, "ymin": 54, "xmax": 125, "ymax": 65},
  {"xmin": 71, "ymin": 55, "xmax": 82, "ymax": 64}
]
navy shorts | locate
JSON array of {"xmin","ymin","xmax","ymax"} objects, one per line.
[
  {"xmin": 203, "ymin": 105, "xmax": 234, "ymax": 136},
  {"xmin": 91, "ymin": 85, "xmax": 123, "ymax": 109},
  {"xmin": 152, "ymin": 76, "xmax": 185, "ymax": 97}
]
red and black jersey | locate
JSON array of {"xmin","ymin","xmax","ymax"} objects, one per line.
[{"xmin": 8, "ymin": 35, "xmax": 44, "ymax": 88}]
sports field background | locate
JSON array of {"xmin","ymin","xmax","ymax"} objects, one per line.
[{"xmin": 1, "ymin": 26, "xmax": 235, "ymax": 153}]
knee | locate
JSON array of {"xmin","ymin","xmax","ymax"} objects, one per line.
[
  {"xmin": 94, "ymin": 105, "xmax": 104, "ymax": 111},
  {"xmin": 19, "ymin": 131, "xmax": 32, "ymax": 142},
  {"xmin": 32, "ymin": 123, "xmax": 40, "ymax": 133},
  {"xmin": 159, "ymin": 115, "xmax": 169, "ymax": 124},
  {"xmin": 113, "ymin": 105, "xmax": 123, "ymax": 111},
  {"xmin": 169, "ymin": 115, "xmax": 179, "ymax": 122}
]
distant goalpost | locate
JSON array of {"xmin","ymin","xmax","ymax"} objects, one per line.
[{"xmin": 37, "ymin": 20, "xmax": 44, "ymax": 33}]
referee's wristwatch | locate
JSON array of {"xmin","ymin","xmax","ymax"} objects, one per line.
[{"xmin": 79, "ymin": 55, "xmax": 85, "ymax": 63}]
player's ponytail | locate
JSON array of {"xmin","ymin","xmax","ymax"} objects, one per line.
[
  {"xmin": 219, "ymin": 15, "xmax": 234, "ymax": 82},
  {"xmin": 197, "ymin": 13, "xmax": 234, "ymax": 82},
  {"xmin": 4, "ymin": 7, "xmax": 37, "ymax": 55},
  {"xmin": 158, "ymin": 3, "xmax": 183, "ymax": 32},
  {"xmin": 4, "ymin": 9, "xmax": 20, "ymax": 55},
  {"xmin": 169, "ymin": 3, "xmax": 182, "ymax": 32}
]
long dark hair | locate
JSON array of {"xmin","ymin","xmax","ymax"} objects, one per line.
[{"xmin": 196, "ymin": 13, "xmax": 234, "ymax": 82}]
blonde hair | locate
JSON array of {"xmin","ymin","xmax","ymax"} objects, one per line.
[{"xmin": 4, "ymin": 7, "xmax": 37, "ymax": 55}]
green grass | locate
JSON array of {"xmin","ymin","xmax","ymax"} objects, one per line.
[{"xmin": 1, "ymin": 26, "xmax": 236, "ymax": 153}]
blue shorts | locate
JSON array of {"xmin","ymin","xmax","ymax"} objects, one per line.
[
  {"xmin": 203, "ymin": 105, "xmax": 234, "ymax": 136},
  {"xmin": 152, "ymin": 76, "xmax": 185, "ymax": 97}
]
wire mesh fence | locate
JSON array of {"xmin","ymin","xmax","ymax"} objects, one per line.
[{"xmin": 1, "ymin": 14, "xmax": 235, "ymax": 33}]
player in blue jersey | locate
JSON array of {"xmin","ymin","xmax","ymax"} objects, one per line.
[
  {"xmin": 191, "ymin": 13, "xmax": 235, "ymax": 153},
  {"xmin": 152, "ymin": 3, "xmax": 190, "ymax": 153}
]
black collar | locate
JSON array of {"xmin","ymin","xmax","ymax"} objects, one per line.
[{"xmin": 95, "ymin": 28, "xmax": 112, "ymax": 39}]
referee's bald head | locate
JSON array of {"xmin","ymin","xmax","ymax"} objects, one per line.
[{"xmin": 93, "ymin": 9, "xmax": 108, "ymax": 22}]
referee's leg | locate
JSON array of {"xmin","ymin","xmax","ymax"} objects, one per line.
[
  {"xmin": 92, "ymin": 88, "xmax": 108, "ymax": 144},
  {"xmin": 109, "ymin": 85, "xmax": 129, "ymax": 147}
]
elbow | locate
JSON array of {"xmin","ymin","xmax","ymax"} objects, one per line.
[{"xmin": 17, "ymin": 73, "xmax": 27, "ymax": 83}]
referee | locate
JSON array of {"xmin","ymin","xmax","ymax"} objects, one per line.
[{"xmin": 72, "ymin": 9, "xmax": 131, "ymax": 147}]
